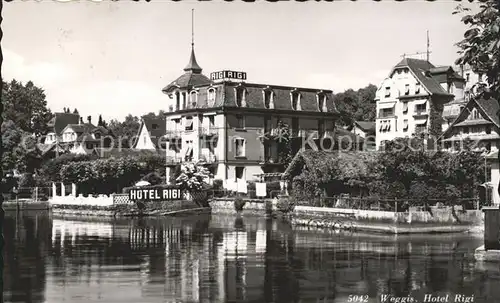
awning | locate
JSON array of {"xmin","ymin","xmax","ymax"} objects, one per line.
[
  {"xmin": 378, "ymin": 102, "xmax": 396, "ymax": 109},
  {"xmin": 185, "ymin": 119, "xmax": 193, "ymax": 128},
  {"xmin": 379, "ymin": 123, "xmax": 384, "ymax": 131},
  {"xmin": 413, "ymin": 99, "xmax": 427, "ymax": 106},
  {"xmin": 415, "ymin": 119, "xmax": 427, "ymax": 125}
]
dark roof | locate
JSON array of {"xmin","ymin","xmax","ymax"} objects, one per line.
[
  {"xmin": 183, "ymin": 47, "xmax": 203, "ymax": 74},
  {"xmin": 94, "ymin": 148, "xmax": 163, "ymax": 159},
  {"xmin": 162, "ymin": 46, "xmax": 211, "ymax": 93},
  {"xmin": 140, "ymin": 116, "xmax": 167, "ymax": 148},
  {"xmin": 476, "ymin": 96, "xmax": 500, "ymax": 127},
  {"xmin": 162, "ymin": 72, "xmax": 211, "ymax": 94},
  {"xmin": 168, "ymin": 82, "xmax": 338, "ymax": 114},
  {"xmin": 441, "ymin": 95, "xmax": 500, "ymax": 139},
  {"xmin": 392, "ymin": 58, "xmax": 453, "ymax": 97},
  {"xmin": 48, "ymin": 113, "xmax": 80, "ymax": 135},
  {"xmin": 354, "ymin": 121, "xmax": 376, "ymax": 133}
]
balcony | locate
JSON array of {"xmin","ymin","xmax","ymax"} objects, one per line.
[
  {"xmin": 165, "ymin": 155, "xmax": 183, "ymax": 165},
  {"xmin": 199, "ymin": 126, "xmax": 218, "ymax": 136},
  {"xmin": 164, "ymin": 130, "xmax": 182, "ymax": 140},
  {"xmin": 198, "ymin": 153, "xmax": 217, "ymax": 164},
  {"xmin": 413, "ymin": 110, "xmax": 429, "ymax": 118}
]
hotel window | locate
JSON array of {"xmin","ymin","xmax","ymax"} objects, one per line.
[
  {"xmin": 463, "ymin": 127, "xmax": 469, "ymax": 134},
  {"xmin": 208, "ymin": 88, "xmax": 216, "ymax": 105},
  {"xmin": 264, "ymin": 116, "xmax": 271, "ymax": 133},
  {"xmin": 404, "ymin": 84, "xmax": 410, "ymax": 95},
  {"xmin": 415, "ymin": 103, "xmax": 427, "ymax": 114},
  {"xmin": 415, "ymin": 122, "xmax": 427, "ymax": 134},
  {"xmin": 235, "ymin": 87, "xmax": 245, "ymax": 107},
  {"xmin": 466, "ymin": 73, "xmax": 470, "ymax": 82},
  {"xmin": 486, "ymin": 125, "xmax": 492, "ymax": 134},
  {"xmin": 318, "ymin": 93, "xmax": 326, "ymax": 112},
  {"xmin": 175, "ymin": 92, "xmax": 180, "ymax": 111},
  {"xmin": 182, "ymin": 92, "xmax": 187, "ymax": 110},
  {"xmin": 318, "ymin": 119, "xmax": 325, "ymax": 137},
  {"xmin": 415, "ymin": 83, "xmax": 421, "ymax": 94},
  {"xmin": 380, "ymin": 108, "xmax": 394, "ymax": 118},
  {"xmin": 235, "ymin": 138, "xmax": 246, "ymax": 157},
  {"xmin": 235, "ymin": 167, "xmax": 245, "ymax": 181},
  {"xmin": 151, "ymin": 123, "xmax": 158, "ymax": 130},
  {"xmin": 185, "ymin": 116, "xmax": 193, "ymax": 131},
  {"xmin": 291, "ymin": 91, "xmax": 300, "ymax": 110},
  {"xmin": 236, "ymin": 115, "xmax": 245, "ymax": 129},
  {"xmin": 190, "ymin": 91, "xmax": 197, "ymax": 107},
  {"xmin": 292, "ymin": 117, "xmax": 299, "ymax": 136},
  {"xmin": 385, "ymin": 87, "xmax": 391, "ymax": 97},
  {"xmin": 264, "ymin": 90, "xmax": 273, "ymax": 109},
  {"xmin": 403, "ymin": 119, "xmax": 408, "ymax": 132},
  {"xmin": 402, "ymin": 102, "xmax": 408, "ymax": 114}
]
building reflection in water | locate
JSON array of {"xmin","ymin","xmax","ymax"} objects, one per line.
[{"xmin": 3, "ymin": 213, "xmax": 500, "ymax": 303}]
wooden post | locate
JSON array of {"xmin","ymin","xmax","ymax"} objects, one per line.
[{"xmin": 483, "ymin": 206, "xmax": 500, "ymax": 250}]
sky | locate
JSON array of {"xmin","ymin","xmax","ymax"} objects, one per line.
[{"xmin": 3, "ymin": 1, "xmax": 476, "ymax": 122}]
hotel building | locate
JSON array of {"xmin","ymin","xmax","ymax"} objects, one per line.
[
  {"xmin": 161, "ymin": 46, "xmax": 339, "ymax": 184},
  {"xmin": 374, "ymin": 58, "xmax": 467, "ymax": 150}
]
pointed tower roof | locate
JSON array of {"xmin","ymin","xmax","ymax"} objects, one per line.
[{"xmin": 183, "ymin": 47, "xmax": 203, "ymax": 74}]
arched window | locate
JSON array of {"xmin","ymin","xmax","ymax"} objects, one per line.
[
  {"xmin": 235, "ymin": 86, "xmax": 246, "ymax": 107},
  {"xmin": 291, "ymin": 90, "xmax": 300, "ymax": 110},
  {"xmin": 263, "ymin": 87, "xmax": 274, "ymax": 109},
  {"xmin": 207, "ymin": 88, "xmax": 216, "ymax": 106},
  {"xmin": 190, "ymin": 91, "xmax": 198, "ymax": 108},
  {"xmin": 317, "ymin": 93, "xmax": 327, "ymax": 112}
]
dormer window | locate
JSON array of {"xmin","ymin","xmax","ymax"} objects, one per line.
[
  {"xmin": 385, "ymin": 87, "xmax": 391, "ymax": 97},
  {"xmin": 152, "ymin": 123, "xmax": 158, "ymax": 130},
  {"xmin": 415, "ymin": 83, "xmax": 421, "ymax": 94},
  {"xmin": 190, "ymin": 91, "xmax": 197, "ymax": 108},
  {"xmin": 317, "ymin": 93, "xmax": 327, "ymax": 112},
  {"xmin": 235, "ymin": 86, "xmax": 246, "ymax": 107},
  {"xmin": 291, "ymin": 90, "xmax": 300, "ymax": 110},
  {"xmin": 263, "ymin": 88, "xmax": 274, "ymax": 109},
  {"xmin": 207, "ymin": 88, "xmax": 216, "ymax": 106},
  {"xmin": 175, "ymin": 91, "xmax": 180, "ymax": 111}
]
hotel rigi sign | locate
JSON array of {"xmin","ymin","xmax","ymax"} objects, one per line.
[
  {"xmin": 210, "ymin": 70, "xmax": 247, "ymax": 82},
  {"xmin": 128, "ymin": 188, "xmax": 183, "ymax": 201}
]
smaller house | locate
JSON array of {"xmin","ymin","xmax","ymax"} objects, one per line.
[
  {"xmin": 59, "ymin": 116, "xmax": 113, "ymax": 155},
  {"xmin": 133, "ymin": 116, "xmax": 167, "ymax": 150},
  {"xmin": 352, "ymin": 121, "xmax": 375, "ymax": 138},
  {"xmin": 45, "ymin": 112, "xmax": 80, "ymax": 145},
  {"xmin": 440, "ymin": 94, "xmax": 500, "ymax": 153}
]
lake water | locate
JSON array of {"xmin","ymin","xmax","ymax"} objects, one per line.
[{"xmin": 2, "ymin": 211, "xmax": 500, "ymax": 303}]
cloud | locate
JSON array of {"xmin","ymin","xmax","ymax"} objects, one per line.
[{"xmin": 3, "ymin": 49, "xmax": 74, "ymax": 88}]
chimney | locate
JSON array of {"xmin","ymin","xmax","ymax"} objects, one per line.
[
  {"xmin": 79, "ymin": 117, "xmax": 84, "ymax": 124},
  {"xmin": 87, "ymin": 116, "xmax": 91, "ymax": 124}
]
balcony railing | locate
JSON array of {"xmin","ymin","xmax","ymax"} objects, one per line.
[
  {"xmin": 199, "ymin": 153, "xmax": 217, "ymax": 163},
  {"xmin": 199, "ymin": 126, "xmax": 218, "ymax": 136},
  {"xmin": 164, "ymin": 130, "xmax": 183, "ymax": 138},
  {"xmin": 413, "ymin": 110, "xmax": 428, "ymax": 117},
  {"xmin": 165, "ymin": 155, "xmax": 183, "ymax": 164}
]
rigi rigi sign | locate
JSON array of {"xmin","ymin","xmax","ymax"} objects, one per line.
[{"xmin": 210, "ymin": 70, "xmax": 247, "ymax": 81}]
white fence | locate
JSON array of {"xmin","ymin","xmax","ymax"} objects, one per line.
[{"xmin": 49, "ymin": 183, "xmax": 115, "ymax": 206}]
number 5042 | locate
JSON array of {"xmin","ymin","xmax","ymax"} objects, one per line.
[{"xmin": 348, "ymin": 295, "xmax": 369, "ymax": 302}]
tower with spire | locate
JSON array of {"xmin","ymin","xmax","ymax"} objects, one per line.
[{"xmin": 162, "ymin": 9, "xmax": 210, "ymax": 97}]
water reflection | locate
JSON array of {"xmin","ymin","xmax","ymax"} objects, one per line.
[{"xmin": 2, "ymin": 211, "xmax": 500, "ymax": 303}]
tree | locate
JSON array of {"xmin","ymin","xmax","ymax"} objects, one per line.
[
  {"xmin": 2, "ymin": 80, "xmax": 53, "ymax": 136},
  {"xmin": 454, "ymin": 1, "xmax": 500, "ymax": 99},
  {"xmin": 107, "ymin": 114, "xmax": 141, "ymax": 148},
  {"xmin": 1, "ymin": 120, "xmax": 42, "ymax": 174},
  {"xmin": 333, "ymin": 84, "xmax": 377, "ymax": 128}
]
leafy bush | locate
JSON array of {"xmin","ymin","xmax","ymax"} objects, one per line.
[
  {"xmin": 276, "ymin": 195, "xmax": 296, "ymax": 214},
  {"xmin": 266, "ymin": 181, "xmax": 281, "ymax": 198},
  {"xmin": 234, "ymin": 196, "xmax": 246, "ymax": 212},
  {"xmin": 141, "ymin": 172, "xmax": 163, "ymax": 185},
  {"xmin": 212, "ymin": 179, "xmax": 225, "ymax": 198},
  {"xmin": 40, "ymin": 153, "xmax": 97, "ymax": 182},
  {"xmin": 175, "ymin": 163, "xmax": 211, "ymax": 191}
]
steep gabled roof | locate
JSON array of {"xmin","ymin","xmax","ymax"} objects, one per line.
[
  {"xmin": 392, "ymin": 58, "xmax": 453, "ymax": 97},
  {"xmin": 441, "ymin": 95, "xmax": 500, "ymax": 139},
  {"xmin": 48, "ymin": 113, "xmax": 80, "ymax": 135},
  {"xmin": 138, "ymin": 116, "xmax": 167, "ymax": 148},
  {"xmin": 354, "ymin": 121, "xmax": 376, "ymax": 133}
]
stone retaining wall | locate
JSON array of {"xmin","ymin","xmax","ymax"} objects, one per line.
[{"xmin": 209, "ymin": 198, "xmax": 275, "ymax": 215}]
